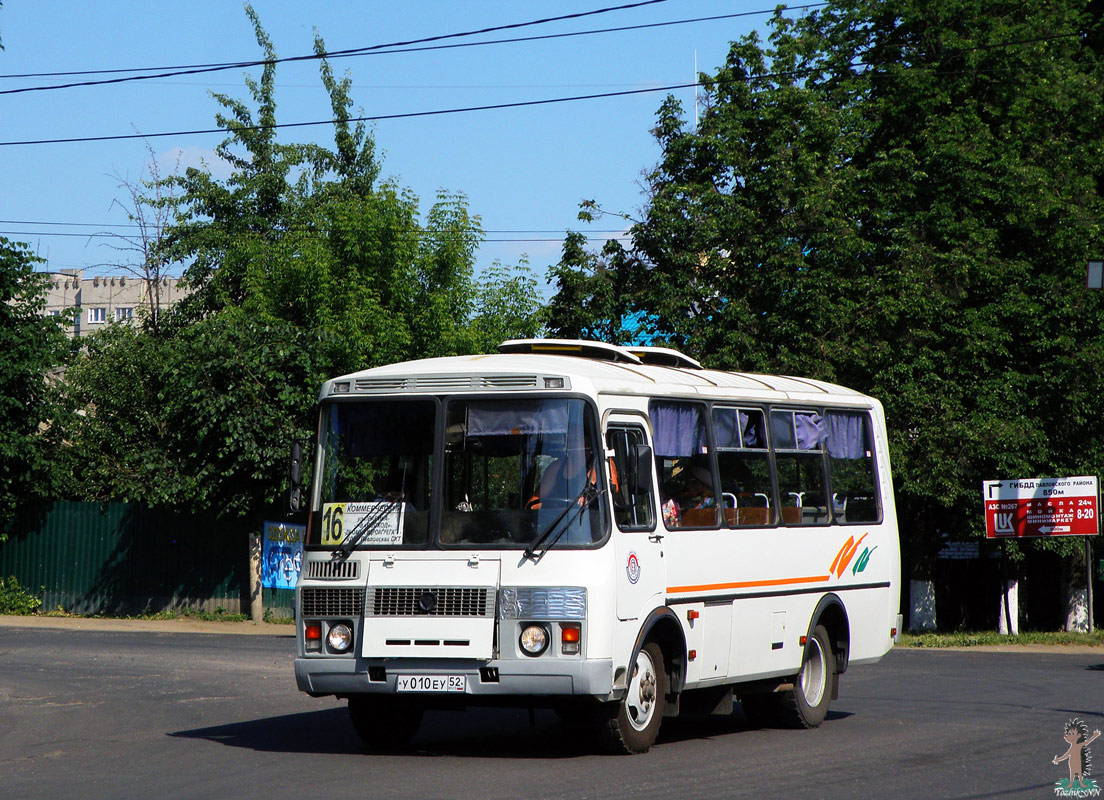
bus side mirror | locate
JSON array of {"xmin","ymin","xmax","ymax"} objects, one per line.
[
  {"xmin": 628, "ymin": 444, "xmax": 654, "ymax": 495},
  {"xmin": 287, "ymin": 441, "xmax": 304, "ymax": 513}
]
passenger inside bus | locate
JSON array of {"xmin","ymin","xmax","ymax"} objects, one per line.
[{"xmin": 660, "ymin": 456, "xmax": 717, "ymax": 528}]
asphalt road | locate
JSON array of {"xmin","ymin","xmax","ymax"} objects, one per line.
[{"xmin": 1, "ymin": 622, "xmax": 1102, "ymax": 800}]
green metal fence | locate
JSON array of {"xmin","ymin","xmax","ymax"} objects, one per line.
[{"xmin": 1, "ymin": 501, "xmax": 293, "ymax": 617}]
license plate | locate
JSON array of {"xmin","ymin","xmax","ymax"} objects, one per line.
[{"xmin": 396, "ymin": 674, "xmax": 466, "ymax": 693}]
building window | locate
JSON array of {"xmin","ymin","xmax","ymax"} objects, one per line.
[
  {"xmin": 115, "ymin": 307, "xmax": 133, "ymax": 322},
  {"xmin": 88, "ymin": 307, "xmax": 106, "ymax": 324}
]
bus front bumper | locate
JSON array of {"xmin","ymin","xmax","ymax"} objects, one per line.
[{"xmin": 295, "ymin": 656, "xmax": 615, "ymax": 699}]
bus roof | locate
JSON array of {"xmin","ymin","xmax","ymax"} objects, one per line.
[{"xmin": 321, "ymin": 341, "xmax": 873, "ymax": 406}]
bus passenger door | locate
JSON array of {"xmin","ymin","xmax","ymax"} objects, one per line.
[{"xmin": 606, "ymin": 420, "xmax": 666, "ymax": 621}]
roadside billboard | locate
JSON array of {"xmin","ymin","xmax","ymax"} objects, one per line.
[
  {"xmin": 982, "ymin": 476, "xmax": 1099, "ymax": 539},
  {"xmin": 262, "ymin": 520, "xmax": 305, "ymax": 589}
]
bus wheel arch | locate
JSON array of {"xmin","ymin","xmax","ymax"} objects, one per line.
[
  {"xmin": 596, "ymin": 608, "xmax": 685, "ymax": 754},
  {"xmin": 773, "ymin": 596, "xmax": 850, "ymax": 729},
  {"xmin": 808, "ymin": 593, "xmax": 850, "ymax": 678},
  {"xmin": 632, "ymin": 606, "xmax": 686, "ymax": 700}
]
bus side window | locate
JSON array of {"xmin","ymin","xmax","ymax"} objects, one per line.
[
  {"xmin": 771, "ymin": 409, "xmax": 830, "ymax": 526},
  {"xmin": 713, "ymin": 407, "xmax": 774, "ymax": 528},
  {"xmin": 650, "ymin": 400, "xmax": 718, "ymax": 529},
  {"xmin": 825, "ymin": 410, "xmax": 881, "ymax": 524},
  {"xmin": 606, "ymin": 427, "xmax": 656, "ymax": 531}
]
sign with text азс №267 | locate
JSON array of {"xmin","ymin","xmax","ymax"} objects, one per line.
[{"xmin": 983, "ymin": 476, "xmax": 1100, "ymax": 538}]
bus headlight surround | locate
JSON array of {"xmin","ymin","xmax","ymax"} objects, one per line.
[
  {"xmin": 519, "ymin": 624, "xmax": 550, "ymax": 657},
  {"xmin": 327, "ymin": 622, "xmax": 354, "ymax": 653}
]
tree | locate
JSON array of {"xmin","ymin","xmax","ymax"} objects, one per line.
[
  {"xmin": 66, "ymin": 5, "xmax": 543, "ymax": 514},
  {"xmin": 94, "ymin": 142, "xmax": 181, "ymax": 336},
  {"xmin": 471, "ymin": 258, "xmax": 544, "ymax": 351},
  {"xmin": 65, "ymin": 312, "xmax": 321, "ymax": 516},
  {"xmin": 0, "ymin": 238, "xmax": 74, "ymax": 533},
  {"xmin": 156, "ymin": 7, "xmax": 531, "ymax": 374},
  {"xmin": 553, "ymin": 0, "xmax": 1104, "ymax": 617},
  {"xmin": 546, "ymin": 231, "xmax": 641, "ymax": 343}
]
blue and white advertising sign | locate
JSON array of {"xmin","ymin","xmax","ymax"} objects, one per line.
[{"xmin": 262, "ymin": 521, "xmax": 305, "ymax": 589}]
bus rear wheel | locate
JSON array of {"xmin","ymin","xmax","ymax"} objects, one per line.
[
  {"xmin": 594, "ymin": 641, "xmax": 667, "ymax": 754},
  {"xmin": 778, "ymin": 624, "xmax": 836, "ymax": 729},
  {"xmin": 348, "ymin": 695, "xmax": 423, "ymax": 750}
]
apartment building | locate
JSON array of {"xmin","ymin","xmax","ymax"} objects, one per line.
[{"xmin": 43, "ymin": 269, "xmax": 186, "ymax": 337}]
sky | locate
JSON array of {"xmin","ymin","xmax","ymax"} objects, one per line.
[{"xmin": 0, "ymin": 1, "xmax": 780, "ymax": 291}]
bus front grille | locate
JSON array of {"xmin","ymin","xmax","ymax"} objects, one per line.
[
  {"xmin": 304, "ymin": 559, "xmax": 361, "ymax": 580},
  {"xmin": 300, "ymin": 587, "xmax": 365, "ymax": 617},
  {"xmin": 367, "ymin": 587, "xmax": 493, "ymax": 618}
]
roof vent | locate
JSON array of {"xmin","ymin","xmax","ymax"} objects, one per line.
[
  {"xmin": 625, "ymin": 346, "xmax": 703, "ymax": 370},
  {"xmin": 498, "ymin": 339, "xmax": 643, "ymax": 365}
]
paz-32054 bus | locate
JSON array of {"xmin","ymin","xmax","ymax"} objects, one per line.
[{"xmin": 292, "ymin": 339, "xmax": 901, "ymax": 753}]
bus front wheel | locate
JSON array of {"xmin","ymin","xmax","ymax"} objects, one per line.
[{"xmin": 594, "ymin": 641, "xmax": 667, "ymax": 754}]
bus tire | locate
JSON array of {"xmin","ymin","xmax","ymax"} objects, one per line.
[
  {"xmin": 348, "ymin": 695, "xmax": 423, "ymax": 749},
  {"xmin": 778, "ymin": 624, "xmax": 836, "ymax": 729},
  {"xmin": 594, "ymin": 641, "xmax": 667, "ymax": 754}
]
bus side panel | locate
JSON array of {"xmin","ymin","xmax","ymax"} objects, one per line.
[{"xmin": 842, "ymin": 585, "xmax": 897, "ymax": 665}]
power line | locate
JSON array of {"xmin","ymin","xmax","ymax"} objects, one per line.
[
  {"xmin": 0, "ymin": 229, "xmax": 630, "ymax": 244},
  {"xmin": 0, "ymin": 81, "xmax": 700, "ymax": 147},
  {"xmin": 0, "ymin": 0, "xmax": 682, "ymax": 94},
  {"xmin": 0, "ymin": 219, "xmax": 630, "ymax": 233},
  {"xmin": 1, "ymin": 4, "xmax": 1071, "ymax": 99},
  {"xmin": 1, "ymin": 39, "xmax": 1072, "ymax": 149},
  {"xmin": 0, "ymin": 11, "xmax": 1073, "ymax": 146}
]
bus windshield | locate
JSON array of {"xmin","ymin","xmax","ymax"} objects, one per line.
[
  {"xmin": 441, "ymin": 397, "xmax": 604, "ymax": 548},
  {"xmin": 319, "ymin": 400, "xmax": 436, "ymax": 546},
  {"xmin": 316, "ymin": 396, "xmax": 605, "ymax": 549}
]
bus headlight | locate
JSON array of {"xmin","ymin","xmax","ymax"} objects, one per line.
[
  {"xmin": 519, "ymin": 624, "xmax": 550, "ymax": 656},
  {"xmin": 327, "ymin": 622, "xmax": 353, "ymax": 653}
]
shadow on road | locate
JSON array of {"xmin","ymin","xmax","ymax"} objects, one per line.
[
  {"xmin": 170, "ymin": 708, "xmax": 364, "ymax": 755},
  {"xmin": 170, "ymin": 704, "xmax": 838, "ymax": 758},
  {"xmin": 171, "ymin": 706, "xmax": 597, "ymax": 758}
]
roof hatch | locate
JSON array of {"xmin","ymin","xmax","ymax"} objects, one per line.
[
  {"xmin": 497, "ymin": 339, "xmax": 644, "ymax": 365},
  {"xmin": 498, "ymin": 339, "xmax": 702, "ymax": 369}
]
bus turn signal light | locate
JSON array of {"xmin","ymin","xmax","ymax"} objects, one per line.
[
  {"xmin": 560, "ymin": 623, "xmax": 581, "ymax": 655},
  {"xmin": 305, "ymin": 622, "xmax": 322, "ymax": 652}
]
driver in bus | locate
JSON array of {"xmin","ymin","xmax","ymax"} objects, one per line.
[{"xmin": 527, "ymin": 446, "xmax": 618, "ymax": 510}]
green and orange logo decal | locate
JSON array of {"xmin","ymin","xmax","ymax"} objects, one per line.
[{"xmin": 829, "ymin": 533, "xmax": 877, "ymax": 579}]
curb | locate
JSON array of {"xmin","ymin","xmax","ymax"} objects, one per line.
[
  {"xmin": 898, "ymin": 644, "xmax": 1104, "ymax": 654},
  {"xmin": 0, "ymin": 614, "xmax": 296, "ymax": 637}
]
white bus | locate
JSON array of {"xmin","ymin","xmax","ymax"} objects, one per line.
[{"xmin": 293, "ymin": 339, "xmax": 901, "ymax": 753}]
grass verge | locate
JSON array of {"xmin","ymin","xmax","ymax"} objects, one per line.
[
  {"xmin": 900, "ymin": 630, "xmax": 1104, "ymax": 648},
  {"xmin": 36, "ymin": 606, "xmax": 295, "ymax": 624}
]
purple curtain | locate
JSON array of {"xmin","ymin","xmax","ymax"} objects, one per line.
[
  {"xmin": 651, "ymin": 401, "xmax": 707, "ymax": 458},
  {"xmin": 825, "ymin": 410, "xmax": 866, "ymax": 459}
]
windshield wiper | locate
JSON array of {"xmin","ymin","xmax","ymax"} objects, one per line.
[
  {"xmin": 333, "ymin": 500, "xmax": 401, "ymax": 559},
  {"xmin": 523, "ymin": 483, "xmax": 603, "ymax": 563}
]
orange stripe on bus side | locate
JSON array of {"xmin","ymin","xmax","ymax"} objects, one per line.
[{"xmin": 667, "ymin": 575, "xmax": 832, "ymax": 594}]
